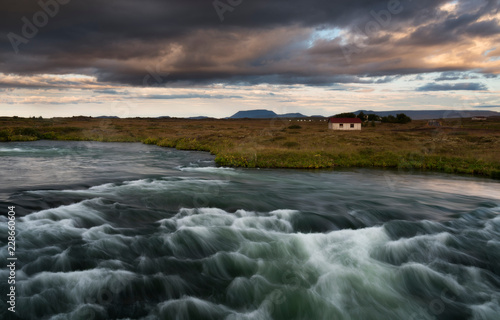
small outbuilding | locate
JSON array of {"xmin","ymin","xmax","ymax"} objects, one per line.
[
  {"xmin": 428, "ymin": 120, "xmax": 442, "ymax": 127},
  {"xmin": 472, "ymin": 116, "xmax": 487, "ymax": 121},
  {"xmin": 328, "ymin": 118, "xmax": 362, "ymax": 130}
]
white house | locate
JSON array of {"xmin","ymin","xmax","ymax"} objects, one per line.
[{"xmin": 328, "ymin": 118, "xmax": 362, "ymax": 130}]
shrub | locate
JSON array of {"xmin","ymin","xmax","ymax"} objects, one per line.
[
  {"xmin": 381, "ymin": 113, "xmax": 412, "ymax": 124},
  {"xmin": 283, "ymin": 141, "xmax": 300, "ymax": 148},
  {"xmin": 13, "ymin": 127, "xmax": 39, "ymax": 136},
  {"xmin": 0, "ymin": 130, "xmax": 10, "ymax": 141},
  {"xmin": 142, "ymin": 137, "xmax": 158, "ymax": 145},
  {"xmin": 334, "ymin": 112, "xmax": 356, "ymax": 118}
]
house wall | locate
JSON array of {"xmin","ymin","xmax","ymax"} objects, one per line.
[{"xmin": 328, "ymin": 123, "xmax": 361, "ymax": 130}]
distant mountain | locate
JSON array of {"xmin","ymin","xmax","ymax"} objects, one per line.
[
  {"xmin": 229, "ymin": 110, "xmax": 277, "ymax": 119},
  {"xmin": 187, "ymin": 116, "xmax": 214, "ymax": 120},
  {"xmin": 353, "ymin": 110, "xmax": 500, "ymax": 120},
  {"xmin": 228, "ymin": 109, "xmax": 306, "ymax": 119},
  {"xmin": 278, "ymin": 113, "xmax": 307, "ymax": 118},
  {"xmin": 95, "ymin": 116, "xmax": 120, "ymax": 119}
]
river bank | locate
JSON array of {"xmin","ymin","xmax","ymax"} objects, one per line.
[{"xmin": 1, "ymin": 116, "xmax": 499, "ymax": 178}]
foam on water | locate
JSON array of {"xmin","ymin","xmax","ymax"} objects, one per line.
[
  {"xmin": 177, "ymin": 166, "xmax": 237, "ymax": 174},
  {"xmin": 0, "ymin": 147, "xmax": 57, "ymax": 152},
  {"xmin": 28, "ymin": 177, "xmax": 229, "ymax": 198},
  {"xmin": 0, "ymin": 147, "xmax": 29, "ymax": 152},
  {"xmin": 5, "ymin": 200, "xmax": 498, "ymax": 319}
]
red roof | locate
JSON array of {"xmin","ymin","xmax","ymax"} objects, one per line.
[{"xmin": 329, "ymin": 118, "xmax": 362, "ymax": 123}]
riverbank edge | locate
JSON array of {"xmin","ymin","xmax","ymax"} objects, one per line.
[
  {"xmin": 5, "ymin": 135, "xmax": 498, "ymax": 179},
  {"xmin": 142, "ymin": 137, "xmax": 500, "ymax": 179}
]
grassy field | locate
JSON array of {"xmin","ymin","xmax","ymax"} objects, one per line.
[{"xmin": 1, "ymin": 116, "xmax": 499, "ymax": 178}]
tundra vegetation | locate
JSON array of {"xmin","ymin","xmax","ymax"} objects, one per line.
[{"xmin": 1, "ymin": 116, "xmax": 499, "ymax": 178}]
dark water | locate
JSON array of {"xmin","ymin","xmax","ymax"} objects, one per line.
[{"xmin": 1, "ymin": 140, "xmax": 499, "ymax": 320}]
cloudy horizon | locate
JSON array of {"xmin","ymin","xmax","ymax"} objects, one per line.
[{"xmin": 1, "ymin": 0, "xmax": 499, "ymax": 118}]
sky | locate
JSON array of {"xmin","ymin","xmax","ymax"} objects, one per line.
[{"xmin": 1, "ymin": 0, "xmax": 500, "ymax": 118}]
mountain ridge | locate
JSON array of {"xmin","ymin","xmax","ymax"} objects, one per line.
[{"xmin": 228, "ymin": 109, "xmax": 306, "ymax": 119}]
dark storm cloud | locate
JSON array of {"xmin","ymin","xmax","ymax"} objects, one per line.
[
  {"xmin": 407, "ymin": 13, "xmax": 478, "ymax": 46},
  {"xmin": 416, "ymin": 82, "xmax": 488, "ymax": 91},
  {"xmin": 0, "ymin": 0, "xmax": 498, "ymax": 87},
  {"xmin": 465, "ymin": 19, "xmax": 500, "ymax": 36}
]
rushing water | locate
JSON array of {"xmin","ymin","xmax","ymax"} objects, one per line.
[{"xmin": 1, "ymin": 140, "xmax": 499, "ymax": 320}]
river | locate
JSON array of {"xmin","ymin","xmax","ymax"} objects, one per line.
[{"xmin": 1, "ymin": 140, "xmax": 499, "ymax": 319}]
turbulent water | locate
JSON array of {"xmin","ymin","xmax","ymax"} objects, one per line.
[{"xmin": 1, "ymin": 141, "xmax": 499, "ymax": 320}]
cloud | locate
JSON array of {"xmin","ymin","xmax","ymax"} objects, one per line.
[
  {"xmin": 0, "ymin": 95, "xmax": 106, "ymax": 105},
  {"xmin": 0, "ymin": 73, "xmax": 120, "ymax": 90},
  {"xmin": 0, "ymin": 0, "xmax": 499, "ymax": 88},
  {"xmin": 483, "ymin": 73, "xmax": 499, "ymax": 78},
  {"xmin": 144, "ymin": 94, "xmax": 242, "ymax": 99},
  {"xmin": 435, "ymin": 71, "xmax": 478, "ymax": 81},
  {"xmin": 93, "ymin": 89, "xmax": 126, "ymax": 95},
  {"xmin": 465, "ymin": 19, "xmax": 500, "ymax": 36},
  {"xmin": 416, "ymin": 82, "xmax": 488, "ymax": 91}
]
